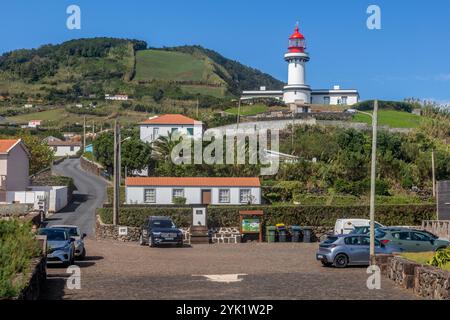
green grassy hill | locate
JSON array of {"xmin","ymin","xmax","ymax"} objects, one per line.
[{"xmin": 351, "ymin": 110, "xmax": 423, "ymax": 128}]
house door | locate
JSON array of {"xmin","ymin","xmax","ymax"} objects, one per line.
[{"xmin": 201, "ymin": 190, "xmax": 212, "ymax": 205}]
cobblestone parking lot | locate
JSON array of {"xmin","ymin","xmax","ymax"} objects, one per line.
[{"xmin": 41, "ymin": 239, "xmax": 420, "ymax": 300}]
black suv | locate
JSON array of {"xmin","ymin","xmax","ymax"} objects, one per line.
[{"xmin": 139, "ymin": 216, "xmax": 183, "ymax": 247}]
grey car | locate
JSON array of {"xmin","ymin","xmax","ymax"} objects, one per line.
[
  {"xmin": 50, "ymin": 225, "xmax": 87, "ymax": 259},
  {"xmin": 38, "ymin": 228, "xmax": 75, "ymax": 267},
  {"xmin": 316, "ymin": 234, "xmax": 403, "ymax": 268}
]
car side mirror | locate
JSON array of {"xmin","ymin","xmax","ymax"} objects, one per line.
[
  {"xmin": 82, "ymin": 233, "xmax": 87, "ymax": 239},
  {"xmin": 430, "ymin": 239, "xmax": 435, "ymax": 245}
]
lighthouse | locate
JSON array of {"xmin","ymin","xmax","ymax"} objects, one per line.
[{"xmin": 282, "ymin": 24, "xmax": 311, "ymax": 105}]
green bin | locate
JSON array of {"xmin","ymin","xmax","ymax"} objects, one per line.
[{"xmin": 266, "ymin": 226, "xmax": 276, "ymax": 243}]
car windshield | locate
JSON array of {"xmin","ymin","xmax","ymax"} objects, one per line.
[
  {"xmin": 56, "ymin": 227, "xmax": 79, "ymax": 237},
  {"xmin": 39, "ymin": 229, "xmax": 68, "ymax": 241},
  {"xmin": 152, "ymin": 220, "xmax": 175, "ymax": 229},
  {"xmin": 323, "ymin": 236, "xmax": 339, "ymax": 244}
]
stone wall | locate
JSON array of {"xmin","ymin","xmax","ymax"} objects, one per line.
[
  {"xmin": 210, "ymin": 227, "xmax": 240, "ymax": 244},
  {"xmin": 95, "ymin": 216, "xmax": 141, "ymax": 242},
  {"xmin": 80, "ymin": 157, "xmax": 104, "ymax": 178},
  {"xmin": 16, "ymin": 256, "xmax": 47, "ymax": 300},
  {"xmin": 376, "ymin": 254, "xmax": 450, "ymax": 300}
]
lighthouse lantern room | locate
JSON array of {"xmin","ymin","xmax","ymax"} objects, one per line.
[{"xmin": 282, "ymin": 24, "xmax": 311, "ymax": 105}]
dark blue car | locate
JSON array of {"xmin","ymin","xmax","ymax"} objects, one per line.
[{"xmin": 139, "ymin": 216, "xmax": 183, "ymax": 247}]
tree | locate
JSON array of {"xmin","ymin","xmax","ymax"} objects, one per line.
[
  {"xmin": 20, "ymin": 134, "xmax": 54, "ymax": 175},
  {"xmin": 93, "ymin": 132, "xmax": 114, "ymax": 171},
  {"xmin": 121, "ymin": 139, "xmax": 153, "ymax": 174}
]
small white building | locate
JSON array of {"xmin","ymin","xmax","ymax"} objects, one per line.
[
  {"xmin": 105, "ymin": 94, "xmax": 129, "ymax": 101},
  {"xmin": 47, "ymin": 140, "xmax": 82, "ymax": 157},
  {"xmin": 125, "ymin": 177, "xmax": 261, "ymax": 205},
  {"xmin": 139, "ymin": 114, "xmax": 204, "ymax": 143},
  {"xmin": 28, "ymin": 120, "xmax": 42, "ymax": 128},
  {"xmin": 311, "ymin": 86, "xmax": 359, "ymax": 106}
]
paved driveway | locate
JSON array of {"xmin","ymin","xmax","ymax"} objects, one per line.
[
  {"xmin": 41, "ymin": 240, "xmax": 419, "ymax": 300},
  {"xmin": 43, "ymin": 158, "xmax": 108, "ymax": 236}
]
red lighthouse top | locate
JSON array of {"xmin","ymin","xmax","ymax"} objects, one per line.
[{"xmin": 288, "ymin": 24, "xmax": 306, "ymax": 53}]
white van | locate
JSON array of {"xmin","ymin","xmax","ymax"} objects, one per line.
[{"xmin": 334, "ymin": 219, "xmax": 384, "ymax": 235}]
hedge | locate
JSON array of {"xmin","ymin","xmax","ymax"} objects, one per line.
[{"xmin": 98, "ymin": 204, "xmax": 436, "ymax": 229}]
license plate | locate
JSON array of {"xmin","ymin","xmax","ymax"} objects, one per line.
[{"xmin": 165, "ymin": 238, "xmax": 174, "ymax": 241}]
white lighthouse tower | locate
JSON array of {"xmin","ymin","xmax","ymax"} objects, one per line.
[{"xmin": 282, "ymin": 24, "xmax": 311, "ymax": 105}]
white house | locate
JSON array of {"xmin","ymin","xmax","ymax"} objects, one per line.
[
  {"xmin": 310, "ymin": 86, "xmax": 359, "ymax": 106},
  {"xmin": 139, "ymin": 114, "xmax": 204, "ymax": 143},
  {"xmin": 125, "ymin": 177, "xmax": 261, "ymax": 205},
  {"xmin": 105, "ymin": 94, "xmax": 129, "ymax": 101},
  {"xmin": 47, "ymin": 140, "xmax": 82, "ymax": 157},
  {"xmin": 0, "ymin": 139, "xmax": 30, "ymax": 203},
  {"xmin": 28, "ymin": 120, "xmax": 42, "ymax": 128}
]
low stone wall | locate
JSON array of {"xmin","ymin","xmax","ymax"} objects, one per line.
[
  {"xmin": 16, "ymin": 256, "xmax": 47, "ymax": 300},
  {"xmin": 80, "ymin": 157, "xmax": 104, "ymax": 178},
  {"xmin": 95, "ymin": 216, "xmax": 141, "ymax": 242},
  {"xmin": 210, "ymin": 227, "xmax": 240, "ymax": 244},
  {"xmin": 376, "ymin": 254, "xmax": 450, "ymax": 300}
]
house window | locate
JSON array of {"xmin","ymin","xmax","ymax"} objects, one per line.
[
  {"xmin": 171, "ymin": 128, "xmax": 178, "ymax": 134},
  {"xmin": 70, "ymin": 146, "xmax": 75, "ymax": 152},
  {"xmin": 239, "ymin": 189, "xmax": 252, "ymax": 204},
  {"xmin": 187, "ymin": 128, "xmax": 194, "ymax": 136},
  {"xmin": 219, "ymin": 189, "xmax": 230, "ymax": 203},
  {"xmin": 172, "ymin": 188, "xmax": 184, "ymax": 201},
  {"xmin": 342, "ymin": 96, "xmax": 348, "ymax": 105},
  {"xmin": 144, "ymin": 189, "xmax": 156, "ymax": 203},
  {"xmin": 323, "ymin": 96, "xmax": 330, "ymax": 105}
]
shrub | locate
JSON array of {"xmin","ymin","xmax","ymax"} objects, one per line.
[
  {"xmin": 98, "ymin": 204, "xmax": 435, "ymax": 229},
  {"xmin": 0, "ymin": 220, "xmax": 41, "ymax": 298},
  {"xmin": 428, "ymin": 247, "xmax": 450, "ymax": 269}
]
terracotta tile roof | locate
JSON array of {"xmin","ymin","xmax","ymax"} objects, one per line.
[
  {"xmin": 0, "ymin": 139, "xmax": 20, "ymax": 153},
  {"xmin": 47, "ymin": 140, "xmax": 82, "ymax": 147},
  {"xmin": 126, "ymin": 177, "xmax": 261, "ymax": 187},
  {"xmin": 140, "ymin": 114, "xmax": 202, "ymax": 125}
]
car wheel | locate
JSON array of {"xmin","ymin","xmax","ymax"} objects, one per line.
[
  {"xmin": 334, "ymin": 254, "xmax": 349, "ymax": 268},
  {"xmin": 139, "ymin": 234, "xmax": 145, "ymax": 246},
  {"xmin": 149, "ymin": 236, "xmax": 155, "ymax": 248}
]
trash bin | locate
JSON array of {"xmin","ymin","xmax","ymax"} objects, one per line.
[
  {"xmin": 291, "ymin": 225, "xmax": 301, "ymax": 242},
  {"xmin": 302, "ymin": 227, "xmax": 312, "ymax": 243},
  {"xmin": 266, "ymin": 226, "xmax": 276, "ymax": 243},
  {"xmin": 276, "ymin": 224, "xmax": 287, "ymax": 242}
]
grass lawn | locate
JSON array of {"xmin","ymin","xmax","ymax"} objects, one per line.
[
  {"xmin": 9, "ymin": 108, "xmax": 69, "ymax": 122},
  {"xmin": 134, "ymin": 50, "xmax": 223, "ymax": 85},
  {"xmin": 401, "ymin": 252, "xmax": 450, "ymax": 271},
  {"xmin": 225, "ymin": 104, "xmax": 269, "ymax": 116},
  {"xmin": 351, "ymin": 110, "xmax": 423, "ymax": 128},
  {"xmin": 180, "ymin": 84, "xmax": 227, "ymax": 98}
]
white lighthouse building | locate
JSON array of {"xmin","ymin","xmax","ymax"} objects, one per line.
[
  {"xmin": 282, "ymin": 25, "xmax": 311, "ymax": 104},
  {"xmin": 242, "ymin": 24, "xmax": 359, "ymax": 107}
]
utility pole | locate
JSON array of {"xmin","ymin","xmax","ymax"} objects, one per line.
[
  {"xmin": 291, "ymin": 111, "xmax": 295, "ymax": 153},
  {"xmin": 113, "ymin": 120, "xmax": 121, "ymax": 226},
  {"xmin": 236, "ymin": 98, "xmax": 241, "ymax": 130},
  {"xmin": 432, "ymin": 150, "xmax": 436, "ymax": 197},
  {"xmin": 83, "ymin": 116, "xmax": 86, "ymax": 153},
  {"xmin": 369, "ymin": 100, "xmax": 378, "ymax": 265},
  {"xmin": 92, "ymin": 121, "xmax": 95, "ymax": 135},
  {"xmin": 196, "ymin": 98, "xmax": 199, "ymax": 119}
]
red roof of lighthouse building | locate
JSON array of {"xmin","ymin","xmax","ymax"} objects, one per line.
[
  {"xmin": 140, "ymin": 114, "xmax": 202, "ymax": 125},
  {"xmin": 289, "ymin": 25, "xmax": 305, "ymax": 40}
]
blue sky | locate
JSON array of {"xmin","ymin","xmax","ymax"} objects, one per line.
[{"xmin": 1, "ymin": 0, "xmax": 450, "ymax": 102}]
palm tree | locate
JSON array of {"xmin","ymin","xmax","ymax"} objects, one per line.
[{"xmin": 152, "ymin": 131, "xmax": 182, "ymax": 161}]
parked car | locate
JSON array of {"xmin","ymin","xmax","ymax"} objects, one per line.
[
  {"xmin": 316, "ymin": 234, "xmax": 403, "ymax": 268},
  {"xmin": 38, "ymin": 228, "xmax": 75, "ymax": 267},
  {"xmin": 375, "ymin": 227, "xmax": 450, "ymax": 252},
  {"xmin": 50, "ymin": 225, "xmax": 87, "ymax": 260},
  {"xmin": 334, "ymin": 219, "xmax": 384, "ymax": 235},
  {"xmin": 139, "ymin": 216, "xmax": 183, "ymax": 247}
]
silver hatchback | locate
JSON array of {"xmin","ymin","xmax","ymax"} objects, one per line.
[{"xmin": 316, "ymin": 234, "xmax": 402, "ymax": 268}]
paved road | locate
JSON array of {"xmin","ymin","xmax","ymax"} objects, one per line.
[
  {"xmin": 41, "ymin": 241, "xmax": 420, "ymax": 300},
  {"xmin": 43, "ymin": 158, "xmax": 108, "ymax": 236}
]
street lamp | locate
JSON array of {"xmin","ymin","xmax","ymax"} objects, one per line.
[
  {"xmin": 113, "ymin": 121, "xmax": 131, "ymax": 226},
  {"xmin": 355, "ymin": 100, "xmax": 378, "ymax": 265}
]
